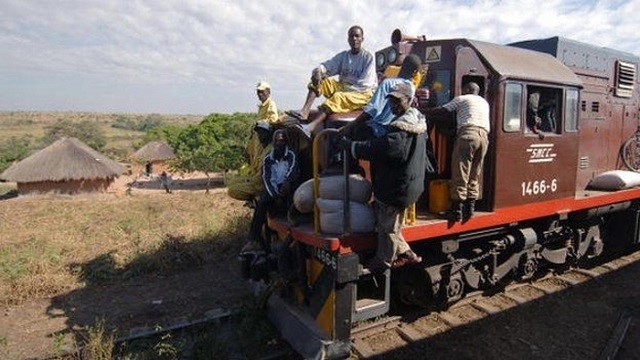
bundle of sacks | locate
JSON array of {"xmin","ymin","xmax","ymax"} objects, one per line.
[{"xmin": 293, "ymin": 174, "xmax": 374, "ymax": 234}]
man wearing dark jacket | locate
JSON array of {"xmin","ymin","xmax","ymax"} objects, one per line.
[
  {"xmin": 241, "ymin": 129, "xmax": 299, "ymax": 254},
  {"xmin": 339, "ymin": 82, "xmax": 426, "ymax": 272}
]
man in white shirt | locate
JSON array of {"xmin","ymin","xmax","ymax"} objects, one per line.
[
  {"xmin": 287, "ymin": 25, "xmax": 377, "ymax": 136},
  {"xmin": 424, "ymin": 82, "xmax": 490, "ymax": 222}
]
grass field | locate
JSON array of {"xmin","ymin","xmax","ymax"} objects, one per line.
[
  {"xmin": 0, "ymin": 191, "xmax": 250, "ymax": 306},
  {"xmin": 0, "ymin": 111, "xmax": 280, "ymax": 358}
]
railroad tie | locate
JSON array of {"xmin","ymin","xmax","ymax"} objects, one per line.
[
  {"xmin": 572, "ymin": 268, "xmax": 601, "ymax": 278},
  {"xmin": 352, "ymin": 337, "xmax": 377, "ymax": 359},
  {"xmin": 529, "ymin": 283, "xmax": 554, "ymax": 295},
  {"xmin": 470, "ymin": 301, "xmax": 501, "ymax": 315},
  {"xmin": 397, "ymin": 324, "xmax": 429, "ymax": 342},
  {"xmin": 502, "ymin": 292, "xmax": 529, "ymax": 305},
  {"xmin": 556, "ymin": 275, "xmax": 581, "ymax": 286},
  {"xmin": 436, "ymin": 312, "xmax": 464, "ymax": 327}
]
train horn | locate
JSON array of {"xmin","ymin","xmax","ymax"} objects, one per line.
[{"xmin": 391, "ymin": 29, "xmax": 427, "ymax": 45}]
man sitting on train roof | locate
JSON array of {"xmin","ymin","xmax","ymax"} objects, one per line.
[
  {"xmin": 287, "ymin": 25, "xmax": 377, "ymax": 137},
  {"xmin": 338, "ymin": 82, "xmax": 426, "ymax": 272},
  {"xmin": 423, "ymin": 82, "xmax": 490, "ymax": 222},
  {"xmin": 241, "ymin": 129, "xmax": 299, "ymax": 254},
  {"xmin": 256, "ymin": 80, "xmax": 281, "ymax": 125},
  {"xmin": 339, "ymin": 54, "xmax": 424, "ymax": 140}
]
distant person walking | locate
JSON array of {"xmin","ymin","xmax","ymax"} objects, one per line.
[{"xmin": 158, "ymin": 171, "xmax": 172, "ymax": 193}]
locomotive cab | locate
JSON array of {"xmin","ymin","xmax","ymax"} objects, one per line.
[{"xmin": 375, "ymin": 37, "xmax": 585, "ymax": 211}]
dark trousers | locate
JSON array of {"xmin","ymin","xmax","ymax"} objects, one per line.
[{"xmin": 249, "ymin": 189, "xmax": 282, "ymax": 244}]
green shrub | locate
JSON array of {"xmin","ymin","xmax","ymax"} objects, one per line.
[{"xmin": 0, "ymin": 136, "xmax": 33, "ymax": 173}]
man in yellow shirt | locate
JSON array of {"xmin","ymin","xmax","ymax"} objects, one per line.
[
  {"xmin": 227, "ymin": 81, "xmax": 282, "ymax": 201},
  {"xmin": 256, "ymin": 81, "xmax": 280, "ymax": 124},
  {"xmin": 226, "ymin": 122, "xmax": 273, "ymax": 201}
]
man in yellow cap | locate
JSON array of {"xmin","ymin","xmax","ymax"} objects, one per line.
[{"xmin": 256, "ymin": 81, "xmax": 280, "ymax": 125}]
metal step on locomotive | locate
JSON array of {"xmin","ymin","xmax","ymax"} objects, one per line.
[{"xmin": 240, "ymin": 29, "xmax": 640, "ymax": 359}]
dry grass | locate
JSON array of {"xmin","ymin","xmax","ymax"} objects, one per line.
[{"xmin": 0, "ymin": 191, "xmax": 250, "ymax": 306}]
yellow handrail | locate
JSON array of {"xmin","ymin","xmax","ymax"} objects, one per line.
[{"xmin": 312, "ymin": 129, "xmax": 339, "ymax": 234}]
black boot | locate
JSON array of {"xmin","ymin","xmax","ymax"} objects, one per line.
[
  {"xmin": 462, "ymin": 199, "xmax": 476, "ymax": 222},
  {"xmin": 448, "ymin": 201, "xmax": 464, "ymax": 222}
]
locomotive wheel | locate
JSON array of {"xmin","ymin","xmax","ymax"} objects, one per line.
[
  {"xmin": 621, "ymin": 135, "xmax": 640, "ymax": 172},
  {"xmin": 518, "ymin": 256, "xmax": 538, "ymax": 280},
  {"xmin": 445, "ymin": 273, "xmax": 464, "ymax": 303}
]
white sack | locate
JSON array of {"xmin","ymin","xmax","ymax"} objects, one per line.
[
  {"xmin": 319, "ymin": 174, "xmax": 372, "ymax": 203},
  {"xmin": 293, "ymin": 179, "xmax": 314, "ymax": 213},
  {"xmin": 293, "ymin": 175, "xmax": 372, "ymax": 214},
  {"xmin": 587, "ymin": 170, "xmax": 640, "ymax": 190},
  {"xmin": 316, "ymin": 198, "xmax": 375, "ymax": 234}
]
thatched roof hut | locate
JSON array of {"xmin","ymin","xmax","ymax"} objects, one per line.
[
  {"xmin": 0, "ymin": 137, "xmax": 125, "ymax": 195},
  {"xmin": 133, "ymin": 141, "xmax": 175, "ymax": 162},
  {"xmin": 132, "ymin": 141, "xmax": 175, "ymax": 175}
]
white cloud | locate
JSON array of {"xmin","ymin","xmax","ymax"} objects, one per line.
[{"xmin": 0, "ymin": 0, "xmax": 639, "ymax": 114}]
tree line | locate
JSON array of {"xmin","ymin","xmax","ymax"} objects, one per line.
[{"xmin": 0, "ymin": 113, "xmax": 255, "ymax": 176}]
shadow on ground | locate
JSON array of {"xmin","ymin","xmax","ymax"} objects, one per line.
[
  {"xmin": 371, "ymin": 259, "xmax": 640, "ymax": 359},
  {"xmin": 0, "ymin": 189, "xmax": 18, "ymax": 200},
  {"xmin": 130, "ymin": 175, "xmax": 225, "ymax": 192},
  {"xmin": 43, "ymin": 232, "xmax": 252, "ymax": 357}
]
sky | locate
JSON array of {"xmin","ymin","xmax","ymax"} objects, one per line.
[{"xmin": 1, "ymin": 0, "xmax": 638, "ymax": 115}]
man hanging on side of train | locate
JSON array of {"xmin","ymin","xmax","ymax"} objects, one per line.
[
  {"xmin": 338, "ymin": 82, "xmax": 426, "ymax": 272},
  {"xmin": 241, "ymin": 129, "xmax": 299, "ymax": 254},
  {"xmin": 423, "ymin": 81, "xmax": 490, "ymax": 222},
  {"xmin": 339, "ymin": 54, "xmax": 424, "ymax": 141}
]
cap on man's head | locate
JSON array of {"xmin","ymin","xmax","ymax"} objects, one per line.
[
  {"xmin": 256, "ymin": 81, "xmax": 271, "ymax": 91},
  {"xmin": 387, "ymin": 82, "xmax": 414, "ymax": 100}
]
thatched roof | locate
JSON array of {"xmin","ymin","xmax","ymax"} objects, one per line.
[
  {"xmin": 133, "ymin": 141, "xmax": 175, "ymax": 162},
  {"xmin": 0, "ymin": 137, "xmax": 125, "ymax": 183}
]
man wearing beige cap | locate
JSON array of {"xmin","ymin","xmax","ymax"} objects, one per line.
[
  {"xmin": 256, "ymin": 81, "xmax": 280, "ymax": 125},
  {"xmin": 338, "ymin": 83, "xmax": 426, "ymax": 273}
]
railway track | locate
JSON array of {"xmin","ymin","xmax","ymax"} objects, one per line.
[{"xmin": 350, "ymin": 248, "xmax": 640, "ymax": 358}]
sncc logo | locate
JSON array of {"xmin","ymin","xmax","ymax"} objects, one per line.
[{"xmin": 526, "ymin": 144, "xmax": 556, "ymax": 163}]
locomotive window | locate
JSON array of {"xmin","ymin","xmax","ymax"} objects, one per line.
[
  {"xmin": 525, "ymin": 86, "xmax": 562, "ymax": 135},
  {"xmin": 565, "ymin": 88, "xmax": 578, "ymax": 132},
  {"xmin": 503, "ymin": 83, "xmax": 522, "ymax": 132},
  {"xmin": 422, "ymin": 69, "xmax": 451, "ymax": 107}
]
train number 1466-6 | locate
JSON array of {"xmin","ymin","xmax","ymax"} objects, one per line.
[{"xmin": 521, "ymin": 179, "xmax": 557, "ymax": 196}]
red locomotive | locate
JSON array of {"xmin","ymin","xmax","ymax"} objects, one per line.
[{"xmin": 245, "ymin": 30, "xmax": 640, "ymax": 358}]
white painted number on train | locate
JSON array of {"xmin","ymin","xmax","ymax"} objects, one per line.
[
  {"xmin": 526, "ymin": 144, "xmax": 557, "ymax": 163},
  {"xmin": 315, "ymin": 248, "xmax": 337, "ymax": 270},
  {"xmin": 521, "ymin": 179, "xmax": 558, "ymax": 196}
]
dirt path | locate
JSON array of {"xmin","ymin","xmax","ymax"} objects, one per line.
[{"xmin": 0, "ymin": 261, "xmax": 250, "ymax": 359}]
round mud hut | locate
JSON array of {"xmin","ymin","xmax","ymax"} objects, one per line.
[
  {"xmin": 0, "ymin": 137, "xmax": 125, "ymax": 195},
  {"xmin": 132, "ymin": 141, "xmax": 175, "ymax": 175}
]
